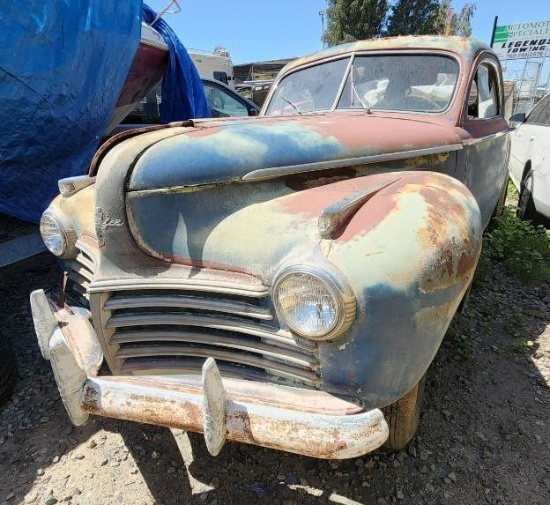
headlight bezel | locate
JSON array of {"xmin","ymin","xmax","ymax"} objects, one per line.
[
  {"xmin": 39, "ymin": 210, "xmax": 77, "ymax": 258},
  {"xmin": 272, "ymin": 265, "xmax": 356, "ymax": 341}
]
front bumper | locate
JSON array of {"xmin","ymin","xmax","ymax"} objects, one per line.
[{"xmin": 30, "ymin": 289, "xmax": 389, "ymax": 459}]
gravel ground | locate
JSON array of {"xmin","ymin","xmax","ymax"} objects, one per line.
[{"xmin": 0, "ymin": 253, "xmax": 549, "ymax": 505}]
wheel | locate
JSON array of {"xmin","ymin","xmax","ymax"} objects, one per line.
[
  {"xmin": 0, "ymin": 336, "xmax": 18, "ymax": 407},
  {"xmin": 517, "ymin": 171, "xmax": 538, "ymax": 223},
  {"xmin": 382, "ymin": 374, "xmax": 426, "ymax": 450}
]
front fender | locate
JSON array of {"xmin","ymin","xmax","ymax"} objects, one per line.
[{"xmin": 306, "ymin": 171, "xmax": 482, "ymax": 407}]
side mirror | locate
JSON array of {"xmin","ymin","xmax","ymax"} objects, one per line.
[{"xmin": 509, "ymin": 112, "xmax": 526, "ymax": 124}]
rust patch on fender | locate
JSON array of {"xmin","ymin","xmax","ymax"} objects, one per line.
[{"xmin": 457, "ymin": 249, "xmax": 478, "ymax": 277}]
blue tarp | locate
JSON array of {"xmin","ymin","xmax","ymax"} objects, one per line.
[
  {"xmin": 142, "ymin": 4, "xmax": 210, "ymax": 123},
  {"xmin": 0, "ymin": 1, "xmax": 142, "ymax": 222}
]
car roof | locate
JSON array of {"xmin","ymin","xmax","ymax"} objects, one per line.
[{"xmin": 281, "ymin": 36, "xmax": 492, "ymax": 75}]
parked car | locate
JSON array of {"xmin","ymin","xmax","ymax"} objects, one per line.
[
  {"xmin": 508, "ymin": 93, "xmax": 550, "ymax": 223},
  {"xmin": 31, "ymin": 36, "xmax": 509, "ymax": 460},
  {"xmin": 121, "ymin": 77, "xmax": 259, "ymax": 125}
]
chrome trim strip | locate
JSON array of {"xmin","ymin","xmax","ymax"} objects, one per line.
[
  {"xmin": 462, "ymin": 130, "xmax": 508, "ymax": 146},
  {"xmin": 106, "ymin": 313, "xmax": 312, "ymax": 348},
  {"xmin": 112, "ymin": 329, "xmax": 314, "ymax": 356},
  {"xmin": 242, "ymin": 144, "xmax": 463, "ymax": 182},
  {"xmin": 66, "ymin": 260, "xmax": 94, "ymax": 283},
  {"xmin": 74, "ymin": 253, "xmax": 95, "ymax": 274},
  {"xmin": 75, "ymin": 240, "xmax": 98, "ymax": 270},
  {"xmin": 89, "ymin": 278, "xmax": 268, "ymax": 297},
  {"xmin": 119, "ymin": 358, "xmax": 320, "ymax": 385},
  {"xmin": 116, "ymin": 343, "xmax": 317, "ymax": 368},
  {"xmin": 104, "ymin": 294, "xmax": 273, "ymax": 320},
  {"xmin": 319, "ymin": 178, "xmax": 401, "ymax": 239}
]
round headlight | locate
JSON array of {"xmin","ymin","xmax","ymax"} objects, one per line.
[
  {"xmin": 273, "ymin": 267, "xmax": 355, "ymax": 340},
  {"xmin": 39, "ymin": 211, "xmax": 76, "ymax": 257}
]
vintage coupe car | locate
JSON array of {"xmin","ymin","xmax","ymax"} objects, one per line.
[{"xmin": 31, "ymin": 36, "xmax": 509, "ymax": 459}]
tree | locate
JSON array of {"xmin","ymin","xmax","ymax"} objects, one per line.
[
  {"xmin": 323, "ymin": 0, "xmax": 389, "ymax": 47},
  {"xmin": 434, "ymin": 1, "xmax": 476, "ymax": 36},
  {"xmin": 386, "ymin": 0, "xmax": 440, "ymax": 36}
]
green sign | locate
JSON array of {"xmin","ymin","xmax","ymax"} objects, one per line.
[{"xmin": 492, "ymin": 20, "xmax": 550, "ymax": 60}]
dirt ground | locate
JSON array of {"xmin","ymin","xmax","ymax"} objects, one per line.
[{"xmin": 1, "ymin": 253, "xmax": 549, "ymax": 505}]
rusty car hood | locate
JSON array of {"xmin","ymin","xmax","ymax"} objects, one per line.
[{"xmin": 127, "ymin": 114, "xmax": 462, "ymax": 191}]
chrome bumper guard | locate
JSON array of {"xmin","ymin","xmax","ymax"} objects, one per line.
[{"xmin": 30, "ymin": 289, "xmax": 389, "ymax": 459}]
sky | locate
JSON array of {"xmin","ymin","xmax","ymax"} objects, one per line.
[{"xmin": 147, "ymin": 0, "xmax": 550, "ymax": 65}]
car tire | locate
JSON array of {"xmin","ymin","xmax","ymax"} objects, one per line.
[
  {"xmin": 382, "ymin": 374, "xmax": 426, "ymax": 450},
  {"xmin": 0, "ymin": 336, "xmax": 18, "ymax": 408},
  {"xmin": 517, "ymin": 171, "xmax": 538, "ymax": 223}
]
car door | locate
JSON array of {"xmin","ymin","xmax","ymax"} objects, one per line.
[
  {"xmin": 459, "ymin": 57, "xmax": 509, "ymax": 228},
  {"xmin": 508, "ymin": 94, "xmax": 550, "ymax": 188}
]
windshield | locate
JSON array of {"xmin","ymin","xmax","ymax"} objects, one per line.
[{"xmin": 265, "ymin": 54, "xmax": 459, "ymax": 115}]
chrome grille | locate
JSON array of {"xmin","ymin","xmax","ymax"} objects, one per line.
[
  {"xmin": 94, "ymin": 286, "xmax": 321, "ymax": 386},
  {"xmin": 64, "ymin": 245, "xmax": 96, "ymax": 306}
]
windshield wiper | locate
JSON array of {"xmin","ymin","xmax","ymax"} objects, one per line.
[{"xmin": 280, "ymin": 96, "xmax": 303, "ymax": 114}]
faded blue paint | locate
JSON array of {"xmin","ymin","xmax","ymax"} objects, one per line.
[
  {"xmin": 129, "ymin": 117, "xmax": 460, "ymax": 191},
  {"xmin": 318, "ymin": 280, "xmax": 465, "ymax": 407},
  {"xmin": 126, "ymin": 180, "xmax": 308, "ymax": 273},
  {"xmin": 129, "ymin": 122, "xmax": 344, "ymax": 190}
]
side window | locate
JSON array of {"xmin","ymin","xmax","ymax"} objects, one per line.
[
  {"xmin": 467, "ymin": 62, "xmax": 500, "ymax": 119},
  {"xmin": 203, "ymin": 82, "xmax": 248, "ymax": 117}
]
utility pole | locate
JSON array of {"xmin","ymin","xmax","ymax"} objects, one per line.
[{"xmin": 319, "ymin": 10, "xmax": 326, "ymax": 48}]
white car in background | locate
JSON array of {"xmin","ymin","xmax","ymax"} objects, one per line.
[{"xmin": 508, "ymin": 93, "xmax": 550, "ymax": 223}]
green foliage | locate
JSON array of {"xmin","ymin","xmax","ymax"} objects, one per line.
[
  {"xmin": 512, "ymin": 338, "xmax": 534, "ymax": 352},
  {"xmin": 323, "ymin": 1, "xmax": 476, "ymax": 44},
  {"xmin": 502, "ymin": 312, "xmax": 525, "ymax": 334},
  {"xmin": 480, "ymin": 207, "xmax": 550, "ymax": 283},
  {"xmin": 446, "ymin": 325, "xmax": 474, "ymax": 359},
  {"xmin": 506, "ymin": 179, "xmax": 519, "ymax": 201},
  {"xmin": 386, "ymin": 0, "xmax": 440, "ymax": 36},
  {"xmin": 433, "ymin": 0, "xmax": 476, "ymax": 36},
  {"xmin": 324, "ymin": 0, "xmax": 389, "ymax": 46}
]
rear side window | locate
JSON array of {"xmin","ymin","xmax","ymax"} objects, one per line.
[{"xmin": 467, "ymin": 62, "xmax": 500, "ymax": 119}]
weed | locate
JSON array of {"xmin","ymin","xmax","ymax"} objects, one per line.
[
  {"xmin": 479, "ymin": 207, "xmax": 550, "ymax": 283},
  {"xmin": 512, "ymin": 338, "xmax": 534, "ymax": 352},
  {"xmin": 506, "ymin": 179, "xmax": 519, "ymax": 201},
  {"xmin": 456, "ymin": 333, "xmax": 474, "ymax": 359},
  {"xmin": 447, "ymin": 325, "xmax": 475, "ymax": 359},
  {"xmin": 502, "ymin": 312, "xmax": 526, "ymax": 335}
]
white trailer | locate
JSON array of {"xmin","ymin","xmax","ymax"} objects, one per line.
[{"xmin": 189, "ymin": 48, "xmax": 234, "ymax": 88}]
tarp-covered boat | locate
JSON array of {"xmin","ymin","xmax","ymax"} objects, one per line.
[{"xmin": 0, "ymin": 1, "xmax": 209, "ymax": 223}]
